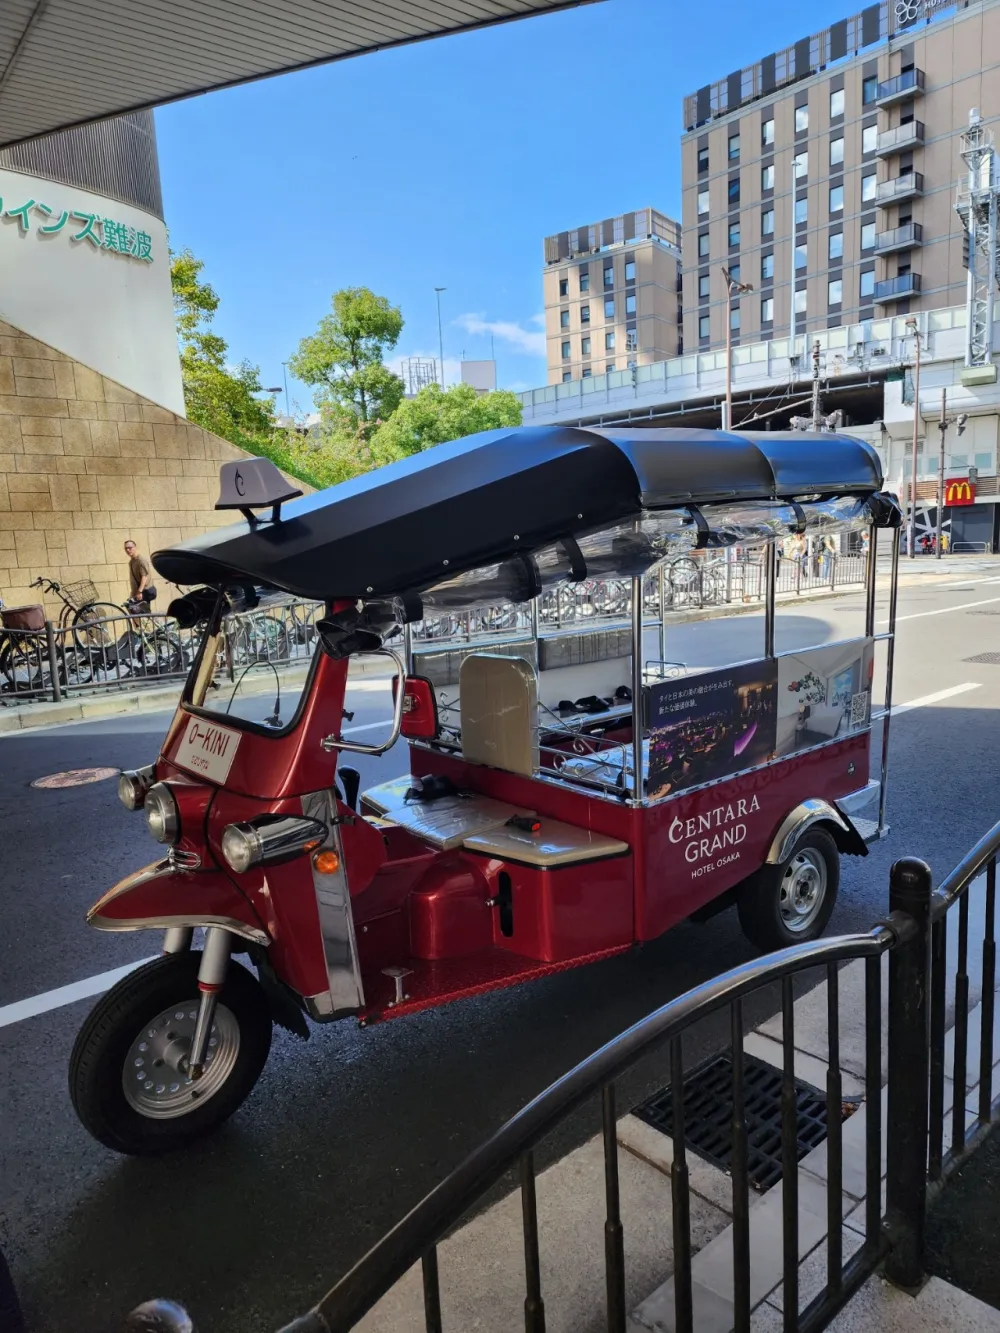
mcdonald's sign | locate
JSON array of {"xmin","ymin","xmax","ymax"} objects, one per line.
[{"xmin": 945, "ymin": 477, "xmax": 976, "ymax": 506}]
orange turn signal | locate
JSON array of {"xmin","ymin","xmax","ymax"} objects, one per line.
[{"xmin": 313, "ymin": 849, "xmax": 341, "ymax": 875}]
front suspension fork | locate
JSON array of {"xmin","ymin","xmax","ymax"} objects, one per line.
[{"xmin": 161, "ymin": 925, "xmax": 232, "ymax": 1080}]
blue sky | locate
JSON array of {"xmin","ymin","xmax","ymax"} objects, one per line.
[{"xmin": 156, "ymin": 0, "xmax": 852, "ymax": 413}]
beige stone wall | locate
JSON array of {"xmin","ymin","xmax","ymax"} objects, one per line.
[{"xmin": 0, "ymin": 318, "xmax": 258, "ymax": 619}]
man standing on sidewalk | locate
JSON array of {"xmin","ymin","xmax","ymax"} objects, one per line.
[{"xmin": 124, "ymin": 540, "xmax": 157, "ymax": 610}]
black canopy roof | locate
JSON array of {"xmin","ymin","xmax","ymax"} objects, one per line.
[{"xmin": 152, "ymin": 425, "xmax": 885, "ymax": 600}]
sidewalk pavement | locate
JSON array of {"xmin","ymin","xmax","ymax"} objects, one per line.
[
  {"xmin": 355, "ymin": 874, "xmax": 1000, "ymax": 1333},
  {"xmin": 4, "ymin": 553, "xmax": 1000, "ymax": 736}
]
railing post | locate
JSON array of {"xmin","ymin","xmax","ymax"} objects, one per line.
[
  {"xmin": 44, "ymin": 621, "xmax": 62, "ymax": 702},
  {"xmin": 884, "ymin": 856, "xmax": 933, "ymax": 1289}
]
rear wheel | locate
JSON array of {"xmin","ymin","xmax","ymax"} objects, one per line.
[
  {"xmin": 737, "ymin": 828, "xmax": 839, "ymax": 952},
  {"xmin": 69, "ymin": 952, "xmax": 272, "ymax": 1155}
]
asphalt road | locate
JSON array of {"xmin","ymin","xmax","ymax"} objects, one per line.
[{"xmin": 4, "ymin": 565, "xmax": 1000, "ymax": 1331}]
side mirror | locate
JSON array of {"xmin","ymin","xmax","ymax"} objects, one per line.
[{"xmin": 395, "ymin": 676, "xmax": 439, "ymax": 740}]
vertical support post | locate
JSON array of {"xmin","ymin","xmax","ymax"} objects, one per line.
[
  {"xmin": 44, "ymin": 620, "xmax": 61, "ymax": 702},
  {"xmin": 878, "ymin": 525, "xmax": 901, "ymax": 834},
  {"xmin": 631, "ymin": 574, "xmax": 644, "ymax": 803},
  {"xmin": 908, "ymin": 328, "xmax": 921, "ymax": 560},
  {"xmin": 520, "ymin": 1152, "xmax": 546, "ymax": 1333},
  {"xmin": 884, "ymin": 856, "xmax": 933, "ymax": 1290},
  {"xmin": 403, "ymin": 622, "xmax": 413, "ymax": 677},
  {"xmin": 602, "ymin": 1084, "xmax": 627, "ymax": 1333},
  {"xmin": 763, "ymin": 542, "xmax": 776, "ymax": 658},
  {"xmin": 863, "ymin": 522, "xmax": 878, "ymax": 638},
  {"xmin": 936, "ymin": 387, "xmax": 947, "ymax": 560},
  {"xmin": 421, "ymin": 1249, "xmax": 443, "ymax": 1333},
  {"xmin": 658, "ymin": 564, "xmax": 667, "ymax": 667}
]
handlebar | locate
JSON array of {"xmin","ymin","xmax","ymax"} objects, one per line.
[
  {"xmin": 320, "ymin": 648, "xmax": 407, "ymax": 757},
  {"xmin": 30, "ymin": 577, "xmax": 58, "ymax": 593}
]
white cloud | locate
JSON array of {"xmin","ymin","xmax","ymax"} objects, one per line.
[{"xmin": 455, "ymin": 313, "xmax": 546, "ymax": 358}]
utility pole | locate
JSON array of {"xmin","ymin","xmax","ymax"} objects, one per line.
[
  {"xmin": 935, "ymin": 386, "xmax": 969, "ymax": 559},
  {"xmin": 281, "ymin": 361, "xmax": 291, "ymax": 422},
  {"xmin": 904, "ymin": 319, "xmax": 922, "ymax": 560},
  {"xmin": 435, "ymin": 287, "xmax": 447, "ymax": 390},
  {"xmin": 721, "ymin": 266, "xmax": 753, "ymax": 429},
  {"xmin": 955, "ymin": 109, "xmax": 1000, "ymax": 369},
  {"xmin": 810, "ymin": 339, "xmax": 822, "ymax": 432}
]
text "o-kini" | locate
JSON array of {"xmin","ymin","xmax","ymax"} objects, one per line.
[{"xmin": 669, "ymin": 795, "xmax": 761, "ymax": 864}]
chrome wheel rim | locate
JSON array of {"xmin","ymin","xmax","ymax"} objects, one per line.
[
  {"xmin": 778, "ymin": 848, "xmax": 827, "ymax": 933},
  {"xmin": 123, "ymin": 1002, "xmax": 240, "ymax": 1119}
]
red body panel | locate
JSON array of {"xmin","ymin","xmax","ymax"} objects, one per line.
[
  {"xmin": 89, "ymin": 862, "xmax": 268, "ymax": 940},
  {"xmin": 408, "ymin": 855, "xmax": 493, "ymax": 959}
]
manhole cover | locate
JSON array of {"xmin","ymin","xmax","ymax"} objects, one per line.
[
  {"xmin": 31, "ymin": 767, "xmax": 119, "ymax": 789},
  {"xmin": 964, "ymin": 652, "xmax": 1000, "ymax": 664},
  {"xmin": 634, "ymin": 1052, "xmax": 828, "ymax": 1192}
]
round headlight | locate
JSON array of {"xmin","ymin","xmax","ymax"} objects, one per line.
[
  {"xmin": 118, "ymin": 765, "xmax": 153, "ymax": 812},
  {"xmin": 145, "ymin": 783, "xmax": 180, "ymax": 845},
  {"xmin": 221, "ymin": 823, "xmax": 260, "ymax": 875}
]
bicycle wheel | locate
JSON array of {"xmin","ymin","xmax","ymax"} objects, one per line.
[
  {"xmin": 247, "ymin": 614, "xmax": 290, "ymax": 663},
  {"xmin": 73, "ymin": 602, "xmax": 126, "ymax": 654}
]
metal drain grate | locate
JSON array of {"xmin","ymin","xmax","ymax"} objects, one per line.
[
  {"xmin": 634, "ymin": 1052, "xmax": 828, "ymax": 1192},
  {"xmin": 964, "ymin": 652, "xmax": 1000, "ymax": 664}
]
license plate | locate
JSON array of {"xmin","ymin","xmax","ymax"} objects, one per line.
[{"xmin": 175, "ymin": 716, "xmax": 241, "ymax": 783}]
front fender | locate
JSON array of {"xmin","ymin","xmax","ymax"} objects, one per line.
[
  {"xmin": 765, "ymin": 798, "xmax": 868, "ymax": 864},
  {"xmin": 88, "ymin": 860, "xmax": 271, "ymax": 945}
]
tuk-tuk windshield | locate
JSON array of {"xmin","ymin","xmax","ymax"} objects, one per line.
[{"xmin": 184, "ymin": 598, "xmax": 323, "ymax": 732}]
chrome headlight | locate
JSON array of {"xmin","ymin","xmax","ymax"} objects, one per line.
[
  {"xmin": 145, "ymin": 782, "xmax": 180, "ymax": 845},
  {"xmin": 221, "ymin": 815, "xmax": 327, "ymax": 874},
  {"xmin": 118, "ymin": 764, "xmax": 154, "ymax": 811}
]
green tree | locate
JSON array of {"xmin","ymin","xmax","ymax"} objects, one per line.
[
  {"xmin": 170, "ymin": 249, "xmax": 276, "ymax": 447},
  {"xmin": 289, "ymin": 287, "xmax": 405, "ymax": 439},
  {"xmin": 370, "ymin": 381, "xmax": 522, "ymax": 463}
]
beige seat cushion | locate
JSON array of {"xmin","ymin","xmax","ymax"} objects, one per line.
[
  {"xmin": 463, "ymin": 817, "xmax": 629, "ymax": 868},
  {"xmin": 459, "ymin": 653, "xmax": 539, "ymax": 777},
  {"xmin": 360, "ymin": 778, "xmax": 526, "ymax": 851}
]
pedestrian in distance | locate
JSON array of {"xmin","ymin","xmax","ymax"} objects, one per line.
[{"xmin": 124, "ymin": 539, "xmax": 157, "ymax": 613}]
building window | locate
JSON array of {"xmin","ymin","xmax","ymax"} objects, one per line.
[
  {"xmin": 861, "ymin": 173, "xmax": 877, "ymax": 203},
  {"xmin": 830, "ymin": 136, "xmax": 844, "ymax": 167},
  {"xmin": 582, "ymin": 368, "xmax": 592, "ymax": 378},
  {"xmin": 624, "ymin": 259, "xmax": 636, "ymax": 282},
  {"xmin": 862, "ymin": 75, "xmax": 878, "ymax": 104},
  {"xmin": 626, "ymin": 327, "xmax": 638, "ymax": 351},
  {"xmin": 698, "ymin": 232, "xmax": 710, "ymax": 258},
  {"xmin": 728, "ymin": 178, "xmax": 741, "ymax": 205},
  {"xmin": 697, "ymin": 145, "xmax": 709, "ymax": 173},
  {"xmin": 604, "ymin": 297, "xmax": 615, "ymax": 318},
  {"xmin": 794, "ymin": 288, "xmax": 807, "ymax": 315},
  {"xmin": 830, "ymin": 87, "xmax": 845, "ymax": 119},
  {"xmin": 579, "ymin": 269, "xmax": 590, "ymax": 292},
  {"xmin": 625, "ymin": 293, "xmax": 636, "ymax": 315},
  {"xmin": 761, "ymin": 163, "xmax": 774, "ymax": 191},
  {"xmin": 558, "ymin": 278, "xmax": 568, "ymax": 297},
  {"xmin": 762, "ymin": 208, "xmax": 775, "ymax": 235},
  {"xmin": 606, "ymin": 362, "xmax": 615, "ymax": 373},
  {"xmin": 560, "ymin": 310, "xmax": 570, "ymax": 328},
  {"xmin": 861, "ymin": 221, "xmax": 876, "ymax": 250},
  {"xmin": 829, "ymin": 231, "xmax": 843, "ymax": 260},
  {"xmin": 730, "ymin": 306, "xmax": 741, "ymax": 332},
  {"xmin": 795, "ymin": 243, "xmax": 807, "ymax": 270},
  {"xmin": 580, "ymin": 304, "xmax": 590, "ymax": 323},
  {"xmin": 795, "ymin": 104, "xmax": 809, "ymax": 133},
  {"xmin": 561, "ymin": 340, "xmax": 570, "ymax": 358},
  {"xmin": 828, "ymin": 278, "xmax": 843, "ymax": 306},
  {"xmin": 699, "ymin": 314, "xmax": 711, "ymax": 339},
  {"xmin": 698, "ymin": 273, "xmax": 710, "ymax": 298},
  {"xmin": 761, "ymin": 296, "xmax": 774, "ymax": 322},
  {"xmin": 794, "ymin": 151, "xmax": 808, "ymax": 179},
  {"xmin": 562, "ymin": 371, "xmax": 572, "ymax": 382},
  {"xmin": 729, "ymin": 133, "xmax": 740, "ymax": 160},
  {"xmin": 728, "ymin": 263, "xmax": 741, "ymax": 282},
  {"xmin": 697, "ymin": 188, "xmax": 710, "ymax": 215},
  {"xmin": 862, "ymin": 124, "xmax": 877, "ymax": 154},
  {"xmin": 795, "ymin": 198, "xmax": 808, "ymax": 226},
  {"xmin": 729, "ymin": 221, "xmax": 741, "ymax": 247},
  {"xmin": 762, "ymin": 116, "xmax": 775, "ymax": 146},
  {"xmin": 761, "ymin": 252, "xmax": 774, "ymax": 281},
  {"xmin": 605, "ymin": 332, "xmax": 615, "ymax": 351},
  {"xmin": 581, "ymin": 336, "xmax": 591, "ymax": 355},
  {"xmin": 830, "ymin": 184, "xmax": 844, "ymax": 213},
  {"xmin": 860, "ymin": 268, "xmax": 875, "ymax": 299},
  {"xmin": 604, "ymin": 264, "xmax": 614, "ymax": 287}
]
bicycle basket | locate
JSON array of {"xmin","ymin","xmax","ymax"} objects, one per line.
[
  {"xmin": 1, "ymin": 604, "xmax": 45, "ymax": 631},
  {"xmin": 64, "ymin": 579, "xmax": 99, "ymax": 608}
]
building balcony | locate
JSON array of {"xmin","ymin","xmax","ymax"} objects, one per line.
[
  {"xmin": 876, "ymin": 171, "xmax": 924, "ymax": 205},
  {"xmin": 875, "ymin": 222, "xmax": 924, "ymax": 254},
  {"xmin": 875, "ymin": 121, "xmax": 925, "ymax": 157},
  {"xmin": 874, "ymin": 273, "xmax": 922, "ymax": 303},
  {"xmin": 875, "ymin": 68, "xmax": 925, "ymax": 106}
]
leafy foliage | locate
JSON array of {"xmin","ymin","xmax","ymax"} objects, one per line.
[
  {"xmin": 289, "ymin": 287, "xmax": 405, "ymax": 439},
  {"xmin": 370, "ymin": 382, "xmax": 522, "ymax": 463}
]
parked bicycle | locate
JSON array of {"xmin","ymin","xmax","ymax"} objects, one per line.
[{"xmin": 29, "ymin": 576, "xmax": 124, "ymax": 653}]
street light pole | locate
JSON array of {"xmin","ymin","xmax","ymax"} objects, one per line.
[
  {"xmin": 937, "ymin": 387, "xmax": 947, "ymax": 561},
  {"xmin": 721, "ymin": 267, "xmax": 754, "ymax": 430},
  {"xmin": 905, "ymin": 319, "xmax": 922, "ymax": 560},
  {"xmin": 435, "ymin": 287, "xmax": 446, "ymax": 390},
  {"xmin": 281, "ymin": 361, "xmax": 291, "ymax": 422}
]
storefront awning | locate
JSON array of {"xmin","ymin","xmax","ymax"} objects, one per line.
[{"xmin": 0, "ymin": 0, "xmax": 598, "ymax": 148}]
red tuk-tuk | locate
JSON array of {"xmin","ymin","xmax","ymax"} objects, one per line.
[{"xmin": 69, "ymin": 426, "xmax": 901, "ymax": 1154}]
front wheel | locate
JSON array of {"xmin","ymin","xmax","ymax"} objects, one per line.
[
  {"xmin": 69, "ymin": 952, "xmax": 272, "ymax": 1155},
  {"xmin": 736, "ymin": 828, "xmax": 840, "ymax": 952}
]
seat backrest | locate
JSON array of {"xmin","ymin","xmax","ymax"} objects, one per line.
[{"xmin": 459, "ymin": 653, "xmax": 539, "ymax": 777}]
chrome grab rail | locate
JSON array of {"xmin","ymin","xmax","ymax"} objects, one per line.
[{"xmin": 321, "ymin": 648, "xmax": 407, "ymax": 756}]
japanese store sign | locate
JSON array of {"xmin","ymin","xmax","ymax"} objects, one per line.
[{"xmin": 0, "ymin": 195, "xmax": 153, "ymax": 262}]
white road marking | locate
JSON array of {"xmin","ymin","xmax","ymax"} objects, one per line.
[
  {"xmin": 883, "ymin": 595, "xmax": 1000, "ymax": 623},
  {"xmin": 892, "ymin": 682, "xmax": 982, "ymax": 715},
  {"xmin": 0, "ymin": 956, "xmax": 157, "ymax": 1029}
]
